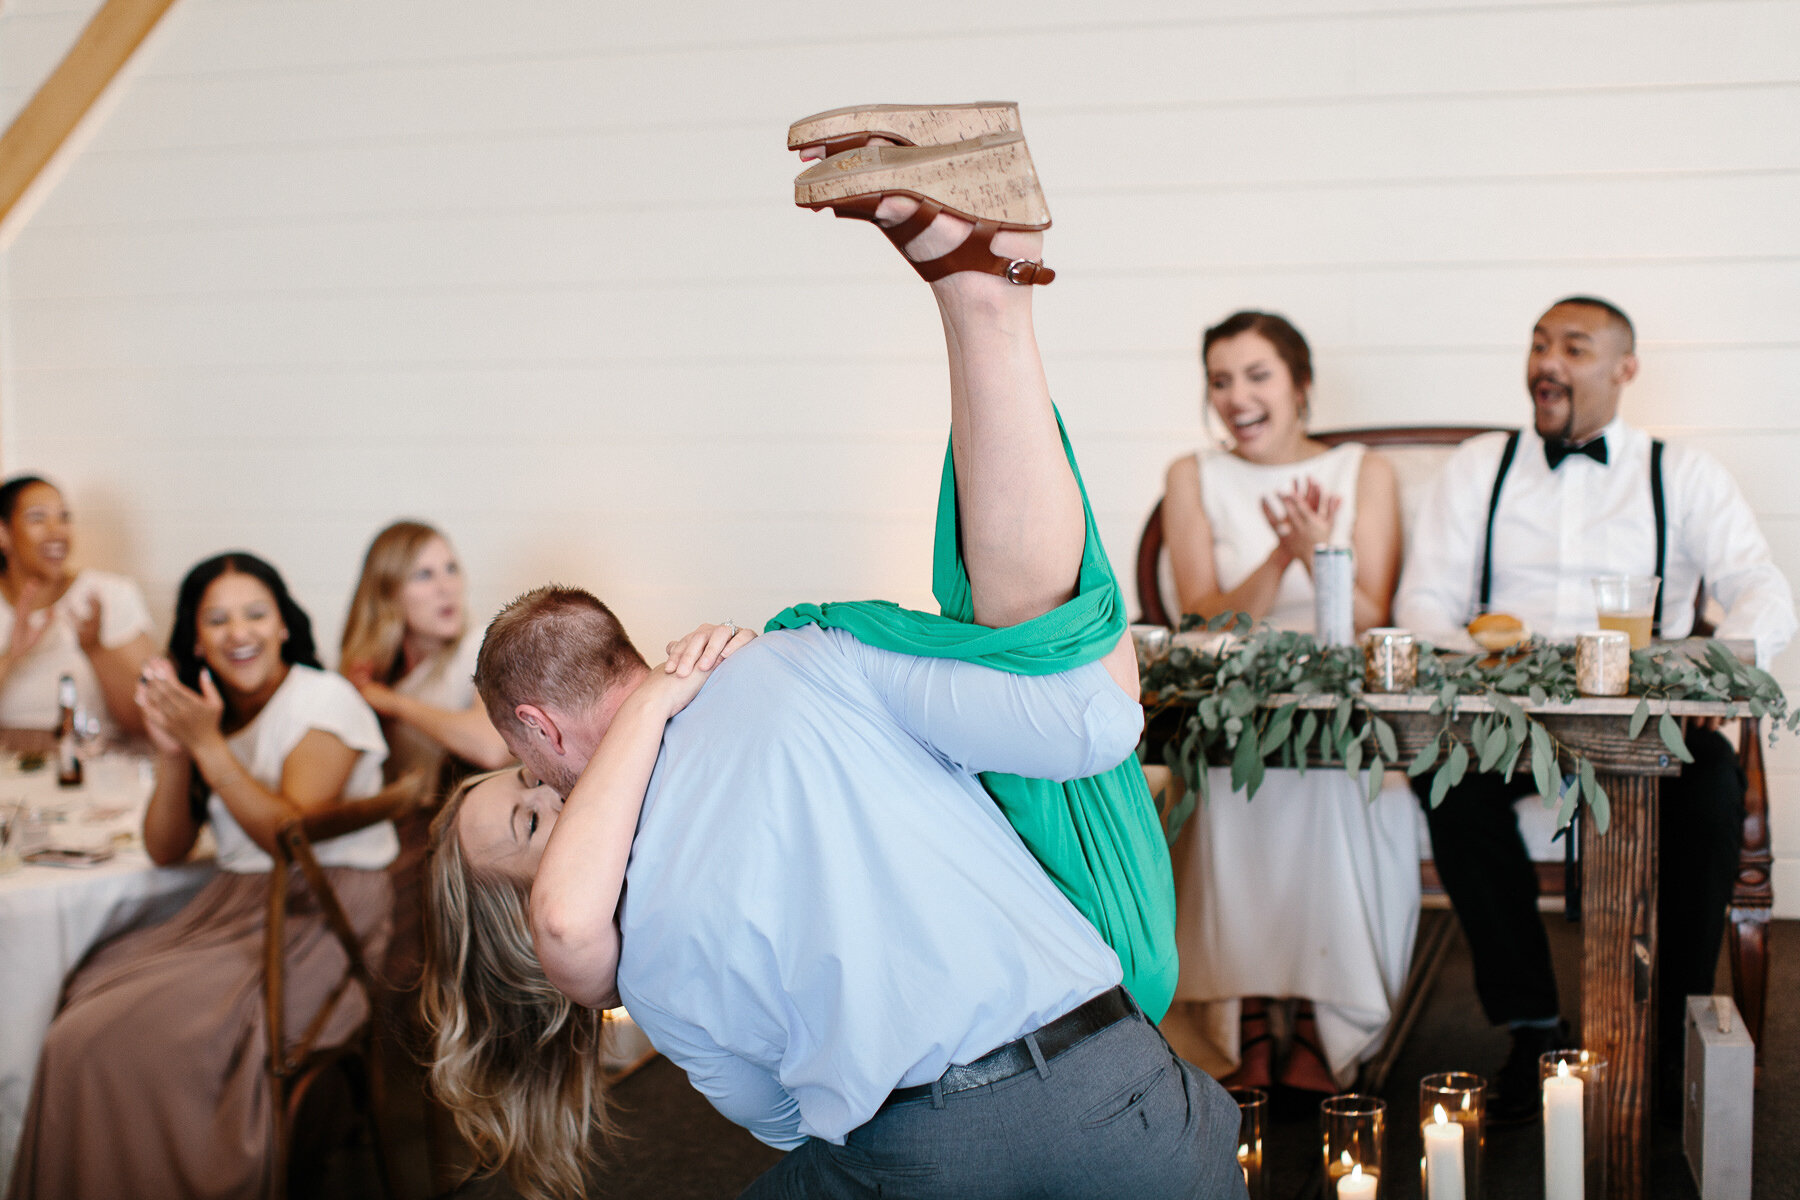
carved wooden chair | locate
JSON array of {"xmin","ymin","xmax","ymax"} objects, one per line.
[
  {"xmin": 1135, "ymin": 424, "xmax": 1775, "ymax": 1054},
  {"xmin": 265, "ymin": 786, "xmax": 419, "ymax": 1200}
]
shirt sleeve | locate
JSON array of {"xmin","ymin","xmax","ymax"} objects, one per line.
[
  {"xmin": 1672, "ymin": 448, "xmax": 1798, "ymax": 668},
  {"xmin": 641, "ymin": 1015, "xmax": 807, "ymax": 1150},
  {"xmin": 845, "ymin": 636, "xmax": 1143, "ymax": 781},
  {"xmin": 1394, "ymin": 436, "xmax": 1504, "ymax": 652},
  {"xmin": 66, "ymin": 572, "xmax": 153, "ymax": 650}
]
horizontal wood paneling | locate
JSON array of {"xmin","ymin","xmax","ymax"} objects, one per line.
[{"xmin": 3, "ymin": 0, "xmax": 1797, "ymax": 911}]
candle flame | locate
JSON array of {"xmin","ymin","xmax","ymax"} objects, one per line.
[
  {"xmin": 1341, "ymin": 1150, "xmax": 1353, "ymax": 1168},
  {"xmin": 1238, "ymin": 1143, "xmax": 1249, "ymax": 1161},
  {"xmin": 1461, "ymin": 1091, "xmax": 1471, "ymax": 1111},
  {"xmin": 1350, "ymin": 1163, "xmax": 1365, "ymax": 1179},
  {"xmin": 1557, "ymin": 1059, "xmax": 1571, "ymax": 1079},
  {"xmin": 1433, "ymin": 1102, "xmax": 1449, "ymax": 1125}
]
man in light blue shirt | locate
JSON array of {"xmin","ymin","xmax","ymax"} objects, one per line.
[{"xmin": 443, "ymin": 177, "xmax": 1242, "ymax": 1197}]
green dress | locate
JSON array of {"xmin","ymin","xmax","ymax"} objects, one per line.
[{"xmin": 767, "ymin": 417, "xmax": 1179, "ymax": 1019}]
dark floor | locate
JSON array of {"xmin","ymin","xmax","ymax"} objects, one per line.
[{"xmin": 312, "ymin": 917, "xmax": 1798, "ymax": 1199}]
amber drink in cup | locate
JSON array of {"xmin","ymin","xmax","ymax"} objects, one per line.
[{"xmin": 1590, "ymin": 575, "xmax": 1660, "ymax": 650}]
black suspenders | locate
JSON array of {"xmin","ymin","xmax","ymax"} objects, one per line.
[{"xmin": 1478, "ymin": 431, "xmax": 1667, "ymax": 633}]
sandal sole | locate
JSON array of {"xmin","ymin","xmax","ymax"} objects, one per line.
[
  {"xmin": 793, "ymin": 133, "xmax": 1051, "ymax": 229},
  {"xmin": 787, "ymin": 101, "xmax": 1020, "ymax": 151}
]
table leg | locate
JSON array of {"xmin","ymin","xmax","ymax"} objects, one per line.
[{"xmin": 1581, "ymin": 771, "xmax": 1657, "ymax": 1200}]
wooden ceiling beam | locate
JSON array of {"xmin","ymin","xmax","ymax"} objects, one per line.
[{"xmin": 0, "ymin": 0, "xmax": 180, "ymax": 227}]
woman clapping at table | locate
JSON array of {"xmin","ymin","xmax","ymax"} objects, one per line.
[
  {"xmin": 0, "ymin": 475, "xmax": 153, "ymax": 737},
  {"xmin": 8, "ymin": 552, "xmax": 395, "ymax": 1200}
]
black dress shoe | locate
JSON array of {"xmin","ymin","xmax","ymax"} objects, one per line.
[{"xmin": 1489, "ymin": 1021, "xmax": 1573, "ymax": 1125}]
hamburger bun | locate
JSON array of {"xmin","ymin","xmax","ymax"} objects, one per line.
[{"xmin": 1468, "ymin": 611, "xmax": 1530, "ymax": 652}]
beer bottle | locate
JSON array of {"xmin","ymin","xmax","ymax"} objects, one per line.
[{"xmin": 56, "ymin": 674, "xmax": 83, "ymax": 788}]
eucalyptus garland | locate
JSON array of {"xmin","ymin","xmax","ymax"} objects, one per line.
[{"xmin": 1143, "ymin": 612, "xmax": 1795, "ymax": 844}]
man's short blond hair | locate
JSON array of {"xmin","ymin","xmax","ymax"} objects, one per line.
[{"xmin": 474, "ymin": 586, "xmax": 646, "ymax": 736}]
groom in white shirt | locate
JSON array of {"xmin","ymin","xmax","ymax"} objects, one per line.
[{"xmin": 1395, "ymin": 296, "xmax": 1796, "ymax": 1121}]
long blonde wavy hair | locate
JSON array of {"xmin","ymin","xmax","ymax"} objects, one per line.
[
  {"xmin": 421, "ymin": 771, "xmax": 612, "ymax": 1200},
  {"xmin": 341, "ymin": 520, "xmax": 463, "ymax": 684}
]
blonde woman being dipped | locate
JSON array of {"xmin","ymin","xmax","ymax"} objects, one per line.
[
  {"xmin": 1159, "ymin": 310, "xmax": 1418, "ymax": 1093},
  {"xmin": 341, "ymin": 521, "xmax": 509, "ymax": 788}
]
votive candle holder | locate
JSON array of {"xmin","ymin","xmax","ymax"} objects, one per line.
[
  {"xmin": 1229, "ymin": 1087, "xmax": 1268, "ymax": 1200},
  {"xmin": 1322, "ymin": 1094, "xmax": 1386, "ymax": 1198},
  {"xmin": 1541, "ymin": 1050, "xmax": 1607, "ymax": 1200},
  {"xmin": 1419, "ymin": 1072, "xmax": 1484, "ymax": 1200}
]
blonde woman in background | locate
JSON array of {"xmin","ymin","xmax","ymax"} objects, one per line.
[{"xmin": 340, "ymin": 521, "xmax": 509, "ymax": 787}]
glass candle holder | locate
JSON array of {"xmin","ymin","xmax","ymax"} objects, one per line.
[
  {"xmin": 1574, "ymin": 630, "xmax": 1630, "ymax": 696},
  {"xmin": 1363, "ymin": 628, "xmax": 1418, "ymax": 693},
  {"xmin": 1229, "ymin": 1087, "xmax": 1268, "ymax": 1200},
  {"xmin": 1322, "ymin": 1094, "xmax": 1386, "ymax": 1198},
  {"xmin": 1540, "ymin": 1050, "xmax": 1607, "ymax": 1200},
  {"xmin": 1129, "ymin": 623, "xmax": 1172, "ymax": 669},
  {"xmin": 1419, "ymin": 1072, "xmax": 1484, "ymax": 1200}
]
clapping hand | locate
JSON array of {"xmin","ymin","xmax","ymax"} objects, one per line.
[
  {"xmin": 1262, "ymin": 477, "xmax": 1343, "ymax": 565},
  {"xmin": 71, "ymin": 594, "xmax": 103, "ymax": 654},
  {"xmin": 134, "ymin": 659, "xmax": 225, "ymax": 755}
]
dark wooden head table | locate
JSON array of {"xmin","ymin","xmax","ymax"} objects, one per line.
[{"xmin": 1143, "ymin": 645, "xmax": 1766, "ymax": 1200}]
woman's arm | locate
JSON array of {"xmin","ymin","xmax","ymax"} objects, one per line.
[
  {"xmin": 142, "ymin": 751, "xmax": 202, "ymax": 865},
  {"xmin": 78, "ymin": 621, "xmax": 154, "ymax": 736},
  {"xmin": 1349, "ymin": 450, "xmax": 1403, "ymax": 633},
  {"xmin": 138, "ymin": 662, "xmax": 360, "ymax": 857},
  {"xmin": 359, "ymin": 686, "xmax": 511, "ymax": 770},
  {"xmin": 1163, "ymin": 455, "xmax": 1291, "ymax": 622},
  {"xmin": 532, "ymin": 622, "xmax": 754, "ymax": 1009}
]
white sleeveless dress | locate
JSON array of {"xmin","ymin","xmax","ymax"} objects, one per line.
[{"xmin": 1168, "ymin": 443, "xmax": 1421, "ymax": 1086}]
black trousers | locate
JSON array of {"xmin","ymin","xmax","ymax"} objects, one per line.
[{"xmin": 1414, "ymin": 726, "xmax": 1744, "ymax": 1055}]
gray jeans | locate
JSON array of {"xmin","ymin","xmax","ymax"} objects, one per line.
[{"xmin": 740, "ymin": 1007, "xmax": 1248, "ymax": 1199}]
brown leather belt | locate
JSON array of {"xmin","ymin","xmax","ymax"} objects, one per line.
[{"xmin": 880, "ymin": 986, "xmax": 1134, "ymax": 1110}]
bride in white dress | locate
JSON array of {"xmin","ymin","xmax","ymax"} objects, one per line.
[{"xmin": 1158, "ymin": 310, "xmax": 1419, "ymax": 1092}]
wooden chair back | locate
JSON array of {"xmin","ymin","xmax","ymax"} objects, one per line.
[{"xmin": 264, "ymin": 785, "xmax": 417, "ymax": 1200}]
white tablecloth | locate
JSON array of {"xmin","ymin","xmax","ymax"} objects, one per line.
[{"xmin": 0, "ymin": 755, "xmax": 214, "ymax": 1185}]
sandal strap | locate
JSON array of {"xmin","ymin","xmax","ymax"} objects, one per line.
[
  {"xmin": 908, "ymin": 218, "xmax": 1055, "ymax": 286},
  {"xmin": 823, "ymin": 203, "xmax": 1055, "ymax": 287}
]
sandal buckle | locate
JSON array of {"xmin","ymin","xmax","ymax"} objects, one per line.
[{"xmin": 1004, "ymin": 258, "xmax": 1042, "ymax": 285}]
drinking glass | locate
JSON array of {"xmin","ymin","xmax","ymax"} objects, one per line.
[{"xmin": 1590, "ymin": 575, "xmax": 1660, "ymax": 650}]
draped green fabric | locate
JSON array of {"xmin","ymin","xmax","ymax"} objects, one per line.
[{"xmin": 767, "ymin": 417, "xmax": 1179, "ymax": 1019}]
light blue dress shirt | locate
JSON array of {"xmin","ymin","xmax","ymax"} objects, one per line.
[{"xmin": 615, "ymin": 624, "xmax": 1141, "ymax": 1151}]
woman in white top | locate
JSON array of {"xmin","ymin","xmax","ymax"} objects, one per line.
[
  {"xmin": 0, "ymin": 475, "xmax": 154, "ymax": 736},
  {"xmin": 340, "ymin": 521, "xmax": 508, "ymax": 788},
  {"xmin": 1159, "ymin": 311, "xmax": 1416, "ymax": 1092},
  {"xmin": 9, "ymin": 552, "xmax": 395, "ymax": 1200}
]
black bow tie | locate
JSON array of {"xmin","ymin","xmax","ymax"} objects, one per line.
[{"xmin": 1544, "ymin": 436, "xmax": 1608, "ymax": 470}]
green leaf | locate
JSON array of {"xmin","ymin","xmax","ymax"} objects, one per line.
[
  {"xmin": 1367, "ymin": 755, "xmax": 1386, "ymax": 804},
  {"xmin": 1231, "ymin": 724, "xmax": 1265, "ymax": 796},
  {"xmin": 1529, "ymin": 684, "xmax": 1548, "ymax": 707},
  {"xmin": 1372, "ymin": 716, "xmax": 1398, "ymax": 763},
  {"xmin": 1164, "ymin": 790, "xmax": 1198, "ymax": 846},
  {"xmin": 1659, "ymin": 711, "xmax": 1696, "ymax": 763},
  {"xmin": 1445, "ymin": 740, "xmax": 1470, "ymax": 788},
  {"xmin": 1345, "ymin": 738, "xmax": 1363, "ymax": 778},
  {"xmin": 1577, "ymin": 757, "xmax": 1610, "ymax": 834},
  {"xmin": 1555, "ymin": 774, "xmax": 1580, "ymax": 829},
  {"xmin": 1477, "ymin": 720, "xmax": 1512, "ymax": 774},
  {"xmin": 1530, "ymin": 722, "xmax": 1556, "ymax": 800},
  {"xmin": 1629, "ymin": 697, "xmax": 1651, "ymax": 740},
  {"xmin": 1429, "ymin": 764, "xmax": 1453, "ymax": 808},
  {"xmin": 1262, "ymin": 702, "xmax": 1297, "ymax": 754},
  {"xmin": 1407, "ymin": 731, "xmax": 1443, "ymax": 777},
  {"xmin": 1294, "ymin": 710, "xmax": 1317, "ymax": 776},
  {"xmin": 1333, "ymin": 697, "xmax": 1352, "ymax": 742}
]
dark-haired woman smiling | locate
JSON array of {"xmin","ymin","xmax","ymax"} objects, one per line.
[
  {"xmin": 0, "ymin": 475, "xmax": 153, "ymax": 736},
  {"xmin": 8, "ymin": 553, "xmax": 394, "ymax": 1200}
]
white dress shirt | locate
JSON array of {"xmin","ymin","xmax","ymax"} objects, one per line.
[
  {"xmin": 1395, "ymin": 417, "xmax": 1795, "ymax": 667},
  {"xmin": 615, "ymin": 624, "xmax": 1136, "ymax": 1151}
]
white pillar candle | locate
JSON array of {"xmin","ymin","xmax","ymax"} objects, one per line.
[
  {"xmin": 1338, "ymin": 1163, "xmax": 1378, "ymax": 1200},
  {"xmin": 1422, "ymin": 1103, "xmax": 1466, "ymax": 1200},
  {"xmin": 1544, "ymin": 1060, "xmax": 1585, "ymax": 1200}
]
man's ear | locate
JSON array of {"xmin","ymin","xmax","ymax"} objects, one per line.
[
  {"xmin": 1615, "ymin": 353, "xmax": 1639, "ymax": 388},
  {"xmin": 514, "ymin": 703, "xmax": 568, "ymax": 755}
]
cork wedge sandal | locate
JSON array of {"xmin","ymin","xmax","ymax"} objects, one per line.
[
  {"xmin": 793, "ymin": 132, "xmax": 1055, "ymax": 286},
  {"xmin": 786, "ymin": 101, "xmax": 1021, "ymax": 158}
]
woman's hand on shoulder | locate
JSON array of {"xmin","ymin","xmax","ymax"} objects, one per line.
[
  {"xmin": 639, "ymin": 621, "xmax": 758, "ymax": 719},
  {"xmin": 341, "ymin": 660, "xmax": 399, "ymax": 716},
  {"xmin": 71, "ymin": 593, "xmax": 104, "ymax": 654}
]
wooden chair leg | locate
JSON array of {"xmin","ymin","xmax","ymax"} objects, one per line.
[{"xmin": 1727, "ymin": 907, "xmax": 1769, "ymax": 1063}]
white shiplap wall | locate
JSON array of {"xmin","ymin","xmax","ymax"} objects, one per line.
[{"xmin": 2, "ymin": 0, "xmax": 1797, "ymax": 910}]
